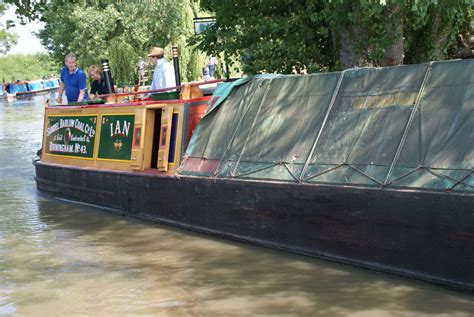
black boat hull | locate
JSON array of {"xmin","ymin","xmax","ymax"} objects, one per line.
[{"xmin": 35, "ymin": 161, "xmax": 474, "ymax": 292}]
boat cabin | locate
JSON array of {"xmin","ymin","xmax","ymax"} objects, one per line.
[{"xmin": 40, "ymin": 86, "xmax": 211, "ymax": 174}]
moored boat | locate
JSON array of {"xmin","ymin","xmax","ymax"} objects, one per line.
[
  {"xmin": 34, "ymin": 59, "xmax": 474, "ymax": 292},
  {"xmin": 3, "ymin": 78, "xmax": 60, "ymax": 99}
]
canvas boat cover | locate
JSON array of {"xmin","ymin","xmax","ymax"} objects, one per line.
[{"xmin": 179, "ymin": 59, "xmax": 474, "ymax": 192}]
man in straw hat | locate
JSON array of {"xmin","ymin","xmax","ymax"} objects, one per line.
[{"xmin": 147, "ymin": 47, "xmax": 176, "ymax": 91}]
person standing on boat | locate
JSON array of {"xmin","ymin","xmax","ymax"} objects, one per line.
[
  {"xmin": 136, "ymin": 57, "xmax": 147, "ymax": 86},
  {"xmin": 148, "ymin": 47, "xmax": 176, "ymax": 91},
  {"xmin": 55, "ymin": 53, "xmax": 88, "ymax": 104},
  {"xmin": 207, "ymin": 54, "xmax": 217, "ymax": 79},
  {"xmin": 88, "ymin": 65, "xmax": 115, "ymax": 99}
]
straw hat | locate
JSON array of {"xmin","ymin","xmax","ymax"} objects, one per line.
[{"xmin": 147, "ymin": 47, "xmax": 164, "ymax": 57}]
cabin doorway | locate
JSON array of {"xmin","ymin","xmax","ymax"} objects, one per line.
[
  {"xmin": 150, "ymin": 109, "xmax": 162, "ymax": 169},
  {"xmin": 145, "ymin": 106, "xmax": 181, "ymax": 172}
]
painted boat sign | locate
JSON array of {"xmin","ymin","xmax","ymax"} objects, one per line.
[
  {"xmin": 45, "ymin": 115, "xmax": 97, "ymax": 158},
  {"xmin": 98, "ymin": 114, "xmax": 135, "ymax": 161}
]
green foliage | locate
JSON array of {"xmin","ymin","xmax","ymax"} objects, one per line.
[
  {"xmin": 5, "ymin": 0, "xmax": 207, "ymax": 84},
  {"xmin": 193, "ymin": 0, "xmax": 334, "ymax": 74},
  {"xmin": 0, "ymin": 28, "xmax": 18, "ymax": 55},
  {"xmin": 0, "ymin": 53, "xmax": 59, "ymax": 82},
  {"xmin": 4, "ymin": 0, "xmax": 47, "ymax": 22},
  {"xmin": 194, "ymin": 0, "xmax": 472, "ymax": 73},
  {"xmin": 7, "ymin": 0, "xmax": 471, "ymax": 76},
  {"xmin": 108, "ymin": 38, "xmax": 137, "ymax": 86},
  {"xmin": 0, "ymin": 3, "xmax": 18, "ymax": 54},
  {"xmin": 324, "ymin": 0, "xmax": 396, "ymax": 65},
  {"xmin": 404, "ymin": 0, "xmax": 472, "ymax": 63}
]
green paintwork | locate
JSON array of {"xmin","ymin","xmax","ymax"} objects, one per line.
[
  {"xmin": 151, "ymin": 91, "xmax": 180, "ymax": 100},
  {"xmin": 98, "ymin": 114, "xmax": 135, "ymax": 161},
  {"xmin": 45, "ymin": 115, "xmax": 97, "ymax": 158}
]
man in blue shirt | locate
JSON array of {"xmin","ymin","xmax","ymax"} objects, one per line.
[{"xmin": 55, "ymin": 53, "xmax": 88, "ymax": 104}]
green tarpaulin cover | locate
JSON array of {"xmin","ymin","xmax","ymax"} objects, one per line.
[{"xmin": 180, "ymin": 59, "xmax": 473, "ymax": 192}]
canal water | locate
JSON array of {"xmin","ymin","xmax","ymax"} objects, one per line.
[{"xmin": 1, "ymin": 94, "xmax": 473, "ymax": 316}]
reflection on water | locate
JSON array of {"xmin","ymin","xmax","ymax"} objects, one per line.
[{"xmin": 1, "ymin": 94, "xmax": 473, "ymax": 316}]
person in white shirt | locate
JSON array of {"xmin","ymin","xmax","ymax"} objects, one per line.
[
  {"xmin": 136, "ymin": 57, "xmax": 147, "ymax": 86},
  {"xmin": 147, "ymin": 47, "xmax": 176, "ymax": 91},
  {"xmin": 207, "ymin": 54, "xmax": 217, "ymax": 78}
]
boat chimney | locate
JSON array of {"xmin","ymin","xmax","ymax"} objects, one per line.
[
  {"xmin": 100, "ymin": 59, "xmax": 115, "ymax": 94},
  {"xmin": 172, "ymin": 46, "xmax": 181, "ymax": 91}
]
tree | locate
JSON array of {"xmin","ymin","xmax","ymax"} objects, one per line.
[
  {"xmin": 7, "ymin": 0, "xmax": 471, "ymax": 76},
  {"xmin": 5, "ymin": 0, "xmax": 206, "ymax": 84},
  {"xmin": 403, "ymin": 0, "xmax": 473, "ymax": 64},
  {"xmin": 194, "ymin": 0, "xmax": 472, "ymax": 74},
  {"xmin": 194, "ymin": 0, "xmax": 335, "ymax": 74},
  {"xmin": 0, "ymin": 3, "xmax": 18, "ymax": 54},
  {"xmin": 0, "ymin": 53, "xmax": 57, "ymax": 81}
]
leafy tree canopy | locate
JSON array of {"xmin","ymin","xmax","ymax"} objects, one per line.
[
  {"xmin": 5, "ymin": 0, "xmax": 472, "ymax": 77},
  {"xmin": 4, "ymin": 0, "xmax": 207, "ymax": 85},
  {"xmin": 193, "ymin": 0, "xmax": 472, "ymax": 74},
  {"xmin": 0, "ymin": 53, "xmax": 57, "ymax": 81},
  {"xmin": 0, "ymin": 3, "xmax": 18, "ymax": 54}
]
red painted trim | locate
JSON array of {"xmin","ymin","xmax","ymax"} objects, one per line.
[{"xmin": 48, "ymin": 96, "xmax": 211, "ymax": 109}]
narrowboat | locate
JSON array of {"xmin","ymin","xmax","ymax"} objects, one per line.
[
  {"xmin": 34, "ymin": 59, "xmax": 474, "ymax": 292},
  {"xmin": 2, "ymin": 78, "xmax": 60, "ymax": 100}
]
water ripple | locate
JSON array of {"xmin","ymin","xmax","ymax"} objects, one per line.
[{"xmin": 1, "ymin": 95, "xmax": 473, "ymax": 316}]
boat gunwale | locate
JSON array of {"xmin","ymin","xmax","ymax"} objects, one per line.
[{"xmin": 34, "ymin": 160, "xmax": 474, "ymax": 199}]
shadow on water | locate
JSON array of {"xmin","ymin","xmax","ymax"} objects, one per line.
[{"xmin": 34, "ymin": 197, "xmax": 474, "ymax": 316}]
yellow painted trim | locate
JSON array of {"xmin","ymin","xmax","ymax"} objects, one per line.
[
  {"xmin": 100, "ymin": 112, "xmax": 136, "ymax": 117},
  {"xmin": 43, "ymin": 153, "xmax": 95, "ymax": 160},
  {"xmin": 93, "ymin": 114, "xmax": 103, "ymax": 161},
  {"xmin": 96, "ymin": 157, "xmax": 132, "ymax": 162},
  {"xmin": 46, "ymin": 114, "xmax": 99, "ymax": 117},
  {"xmin": 170, "ymin": 110, "xmax": 181, "ymax": 167}
]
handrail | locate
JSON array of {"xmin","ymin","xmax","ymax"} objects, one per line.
[{"xmin": 97, "ymin": 79, "xmax": 224, "ymax": 99}]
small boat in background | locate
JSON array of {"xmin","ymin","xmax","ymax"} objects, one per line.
[
  {"xmin": 2, "ymin": 78, "xmax": 60, "ymax": 100},
  {"xmin": 0, "ymin": 83, "xmax": 15, "ymax": 101}
]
